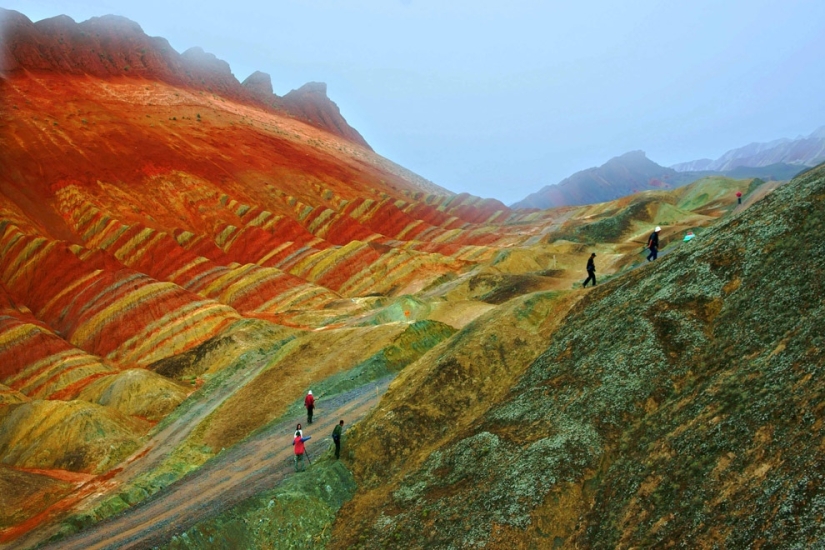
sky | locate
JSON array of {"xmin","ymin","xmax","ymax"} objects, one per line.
[{"xmin": 6, "ymin": 0, "xmax": 825, "ymax": 204}]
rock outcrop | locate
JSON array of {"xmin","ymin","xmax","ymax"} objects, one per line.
[
  {"xmin": 282, "ymin": 82, "xmax": 372, "ymax": 150},
  {"xmin": 240, "ymin": 70, "xmax": 274, "ymax": 97}
]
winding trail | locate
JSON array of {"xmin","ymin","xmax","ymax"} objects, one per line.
[{"xmin": 9, "ymin": 378, "xmax": 391, "ymax": 550}]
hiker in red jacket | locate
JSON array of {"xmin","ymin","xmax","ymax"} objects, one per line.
[
  {"xmin": 293, "ymin": 432, "xmax": 311, "ymax": 471},
  {"xmin": 305, "ymin": 390, "xmax": 315, "ymax": 424}
]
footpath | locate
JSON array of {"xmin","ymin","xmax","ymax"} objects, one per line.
[{"xmin": 9, "ymin": 378, "xmax": 390, "ymax": 550}]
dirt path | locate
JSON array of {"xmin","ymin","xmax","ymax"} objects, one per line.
[{"xmin": 9, "ymin": 378, "xmax": 391, "ymax": 550}]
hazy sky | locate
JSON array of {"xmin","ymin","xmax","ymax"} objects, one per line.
[{"xmin": 7, "ymin": 1, "xmax": 825, "ymax": 203}]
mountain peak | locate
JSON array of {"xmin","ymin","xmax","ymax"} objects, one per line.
[
  {"xmin": 241, "ymin": 70, "xmax": 274, "ymax": 96},
  {"xmin": 809, "ymin": 125, "xmax": 825, "ymax": 139},
  {"xmin": 606, "ymin": 150, "xmax": 655, "ymax": 168},
  {"xmin": 180, "ymin": 46, "xmax": 233, "ymax": 76},
  {"xmin": 673, "ymin": 126, "xmax": 825, "ymax": 172},
  {"xmin": 617, "ymin": 149, "xmax": 647, "ymax": 159},
  {"xmin": 512, "ymin": 151, "xmax": 694, "ymax": 209},
  {"xmin": 282, "ymin": 82, "xmax": 372, "ymax": 150},
  {"xmin": 291, "ymin": 81, "xmax": 328, "ymax": 96}
]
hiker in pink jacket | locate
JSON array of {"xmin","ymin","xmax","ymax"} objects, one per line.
[{"xmin": 293, "ymin": 433, "xmax": 311, "ymax": 471}]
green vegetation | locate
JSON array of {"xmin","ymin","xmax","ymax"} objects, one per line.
[
  {"xmin": 274, "ymin": 320, "xmax": 456, "ymax": 424},
  {"xmin": 335, "ymin": 166, "xmax": 825, "ymax": 548},
  {"xmin": 161, "ymin": 459, "xmax": 355, "ymax": 550}
]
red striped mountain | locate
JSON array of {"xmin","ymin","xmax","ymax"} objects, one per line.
[
  {"xmin": 0, "ymin": 6, "xmax": 527, "ymax": 439},
  {"xmin": 1, "ymin": 8, "xmax": 793, "ymax": 547},
  {"xmin": 512, "ymin": 150, "xmax": 698, "ymax": 209},
  {"xmin": 0, "ymin": 8, "xmax": 370, "ymax": 149}
]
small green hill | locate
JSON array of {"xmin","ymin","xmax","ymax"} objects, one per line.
[
  {"xmin": 675, "ymin": 175, "xmax": 758, "ymax": 212},
  {"xmin": 553, "ymin": 176, "xmax": 756, "ymax": 245}
]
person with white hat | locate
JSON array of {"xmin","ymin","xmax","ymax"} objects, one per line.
[
  {"xmin": 305, "ymin": 390, "xmax": 315, "ymax": 424},
  {"xmin": 647, "ymin": 226, "xmax": 662, "ymax": 261}
]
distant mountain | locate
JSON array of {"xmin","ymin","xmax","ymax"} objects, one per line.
[
  {"xmin": 721, "ymin": 163, "xmax": 808, "ymax": 181},
  {"xmin": 512, "ymin": 151, "xmax": 697, "ymax": 209},
  {"xmin": 672, "ymin": 126, "xmax": 825, "ymax": 172}
]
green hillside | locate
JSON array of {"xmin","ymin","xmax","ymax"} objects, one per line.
[{"xmin": 331, "ymin": 165, "xmax": 825, "ymax": 548}]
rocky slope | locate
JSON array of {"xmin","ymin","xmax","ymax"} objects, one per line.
[
  {"xmin": 331, "ymin": 164, "xmax": 825, "ymax": 548},
  {"xmin": 673, "ymin": 125, "xmax": 825, "ymax": 172}
]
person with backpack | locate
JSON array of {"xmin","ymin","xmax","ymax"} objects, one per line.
[
  {"xmin": 647, "ymin": 226, "xmax": 661, "ymax": 261},
  {"xmin": 293, "ymin": 431, "xmax": 311, "ymax": 471},
  {"xmin": 583, "ymin": 253, "xmax": 597, "ymax": 287},
  {"xmin": 305, "ymin": 390, "xmax": 315, "ymax": 424},
  {"xmin": 332, "ymin": 420, "xmax": 344, "ymax": 459}
]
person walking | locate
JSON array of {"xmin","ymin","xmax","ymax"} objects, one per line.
[
  {"xmin": 583, "ymin": 253, "xmax": 597, "ymax": 287},
  {"xmin": 332, "ymin": 420, "xmax": 344, "ymax": 459},
  {"xmin": 736, "ymin": 191, "xmax": 742, "ymax": 204},
  {"xmin": 293, "ymin": 431, "xmax": 311, "ymax": 472},
  {"xmin": 305, "ymin": 390, "xmax": 315, "ymax": 424},
  {"xmin": 647, "ymin": 226, "xmax": 661, "ymax": 261},
  {"xmin": 295, "ymin": 423, "xmax": 302, "ymax": 437}
]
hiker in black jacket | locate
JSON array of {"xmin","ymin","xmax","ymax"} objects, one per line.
[
  {"xmin": 647, "ymin": 226, "xmax": 661, "ymax": 261},
  {"xmin": 583, "ymin": 253, "xmax": 597, "ymax": 287}
]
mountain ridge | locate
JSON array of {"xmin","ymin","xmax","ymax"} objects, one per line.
[
  {"xmin": 672, "ymin": 125, "xmax": 825, "ymax": 172},
  {"xmin": 0, "ymin": 8, "xmax": 373, "ymax": 150},
  {"xmin": 513, "ymin": 150, "xmax": 806, "ymax": 210},
  {"xmin": 512, "ymin": 151, "xmax": 698, "ymax": 209}
]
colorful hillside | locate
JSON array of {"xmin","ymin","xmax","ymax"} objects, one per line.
[
  {"xmin": 0, "ymin": 8, "xmax": 809, "ymax": 549},
  {"xmin": 330, "ymin": 164, "xmax": 825, "ymax": 549}
]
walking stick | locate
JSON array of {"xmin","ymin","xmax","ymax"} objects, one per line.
[{"xmin": 304, "ymin": 447, "xmax": 312, "ymax": 466}]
